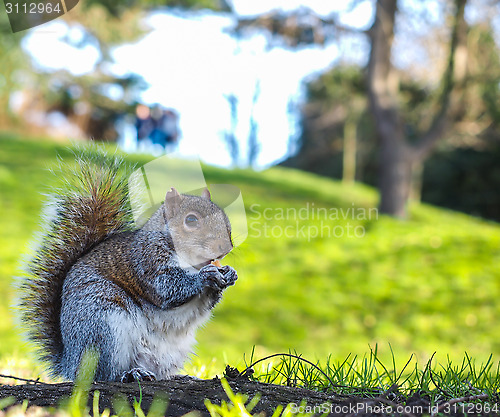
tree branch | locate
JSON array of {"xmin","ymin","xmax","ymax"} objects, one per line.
[
  {"xmin": 232, "ymin": 8, "xmax": 368, "ymax": 48},
  {"xmin": 414, "ymin": 0, "xmax": 468, "ymax": 160},
  {"xmin": 0, "ymin": 377, "xmax": 344, "ymax": 416}
]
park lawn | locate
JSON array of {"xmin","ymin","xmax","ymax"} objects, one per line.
[{"xmin": 0, "ymin": 134, "xmax": 499, "ymax": 380}]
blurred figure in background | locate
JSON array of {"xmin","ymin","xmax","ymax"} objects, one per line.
[
  {"xmin": 133, "ymin": 103, "xmax": 179, "ymax": 155},
  {"xmin": 162, "ymin": 108, "xmax": 179, "ymax": 151},
  {"xmin": 135, "ymin": 104, "xmax": 154, "ymax": 146},
  {"xmin": 149, "ymin": 104, "xmax": 167, "ymax": 152}
]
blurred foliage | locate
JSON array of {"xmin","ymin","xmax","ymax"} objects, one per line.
[
  {"xmin": 44, "ymin": 70, "xmax": 147, "ymax": 140},
  {"xmin": 0, "ymin": 0, "xmax": 229, "ymax": 133},
  {"xmin": 422, "ymin": 146, "xmax": 500, "ymax": 221},
  {"xmin": 283, "ymin": 66, "xmax": 376, "ymax": 181},
  {"xmin": 62, "ymin": 5, "xmax": 149, "ymax": 62},
  {"xmin": 80, "ymin": 0, "xmax": 229, "ymax": 17},
  {"xmin": 1, "ymin": 136, "xmax": 499, "ymax": 378},
  {"xmin": 62, "ymin": 0, "xmax": 229, "ymax": 61},
  {"xmin": 0, "ymin": 21, "xmax": 28, "ymax": 127},
  {"xmin": 233, "ymin": 7, "xmax": 337, "ymax": 48}
]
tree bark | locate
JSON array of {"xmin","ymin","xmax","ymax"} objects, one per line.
[
  {"xmin": 410, "ymin": 160, "xmax": 423, "ymax": 202},
  {"xmin": 378, "ymin": 139, "xmax": 412, "ymax": 217}
]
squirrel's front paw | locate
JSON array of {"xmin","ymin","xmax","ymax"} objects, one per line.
[
  {"xmin": 121, "ymin": 368, "xmax": 157, "ymax": 383},
  {"xmin": 200, "ymin": 264, "xmax": 226, "ymax": 290},
  {"xmin": 218, "ymin": 265, "xmax": 238, "ymax": 287}
]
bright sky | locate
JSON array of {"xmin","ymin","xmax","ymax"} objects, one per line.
[{"xmin": 22, "ymin": 1, "xmax": 374, "ymax": 167}]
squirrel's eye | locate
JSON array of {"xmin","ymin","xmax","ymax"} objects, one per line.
[{"xmin": 185, "ymin": 214, "xmax": 199, "ymax": 227}]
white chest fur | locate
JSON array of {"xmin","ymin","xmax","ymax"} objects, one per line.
[{"xmin": 107, "ymin": 296, "xmax": 212, "ymax": 379}]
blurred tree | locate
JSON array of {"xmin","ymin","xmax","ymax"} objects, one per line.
[
  {"xmin": 61, "ymin": 0, "xmax": 230, "ymax": 65},
  {"xmin": 247, "ymin": 81, "xmax": 261, "ymax": 168},
  {"xmin": 1, "ymin": 0, "xmax": 229, "ymax": 135},
  {"xmin": 233, "ymin": 6, "xmax": 338, "ymax": 48},
  {"xmin": 223, "ymin": 82, "xmax": 263, "ymax": 168},
  {"xmin": 282, "ymin": 66, "xmax": 370, "ymax": 184},
  {"xmin": 223, "ymin": 93, "xmax": 239, "ymax": 166},
  {"xmin": 283, "ymin": 10, "xmax": 500, "ymax": 221},
  {"xmin": 368, "ymin": 0, "xmax": 467, "ymax": 218},
  {"xmin": 11, "ymin": 66, "xmax": 149, "ymax": 140},
  {"xmin": 46, "ymin": 71, "xmax": 147, "ymax": 140},
  {"xmin": 235, "ymin": 0, "xmax": 476, "ymax": 218},
  {"xmin": 419, "ymin": 22, "xmax": 500, "ymax": 221}
]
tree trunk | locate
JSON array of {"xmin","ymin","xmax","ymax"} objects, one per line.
[
  {"xmin": 410, "ymin": 160, "xmax": 423, "ymax": 202},
  {"xmin": 342, "ymin": 118, "xmax": 357, "ymax": 185},
  {"xmin": 368, "ymin": 0, "xmax": 467, "ymax": 218},
  {"xmin": 367, "ymin": 0, "xmax": 407, "ymax": 217},
  {"xmin": 378, "ymin": 138, "xmax": 412, "ymax": 218}
]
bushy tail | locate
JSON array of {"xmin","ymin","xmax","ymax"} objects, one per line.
[{"xmin": 18, "ymin": 149, "xmax": 135, "ymax": 376}]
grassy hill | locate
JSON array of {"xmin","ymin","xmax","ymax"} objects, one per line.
[{"xmin": 1, "ymin": 134, "xmax": 499, "ymax": 379}]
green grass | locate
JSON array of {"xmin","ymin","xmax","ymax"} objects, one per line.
[
  {"xmin": 239, "ymin": 347, "xmax": 500, "ymax": 403},
  {"xmin": 1, "ymin": 134, "xmax": 500, "ymax": 381}
]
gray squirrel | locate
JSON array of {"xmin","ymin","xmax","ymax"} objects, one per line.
[{"xmin": 18, "ymin": 151, "xmax": 238, "ymax": 382}]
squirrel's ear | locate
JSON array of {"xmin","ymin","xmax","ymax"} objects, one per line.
[
  {"xmin": 165, "ymin": 187, "xmax": 181, "ymax": 219},
  {"xmin": 201, "ymin": 188, "xmax": 211, "ymax": 201}
]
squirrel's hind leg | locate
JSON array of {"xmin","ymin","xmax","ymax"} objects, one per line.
[{"xmin": 60, "ymin": 269, "xmax": 133, "ymax": 382}]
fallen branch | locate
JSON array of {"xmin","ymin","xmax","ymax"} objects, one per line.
[{"xmin": 0, "ymin": 376, "xmax": 343, "ymax": 416}]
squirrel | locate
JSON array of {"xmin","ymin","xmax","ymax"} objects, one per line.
[{"xmin": 18, "ymin": 151, "xmax": 238, "ymax": 382}]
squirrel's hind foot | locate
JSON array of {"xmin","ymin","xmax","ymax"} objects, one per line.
[{"xmin": 121, "ymin": 368, "xmax": 157, "ymax": 383}]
